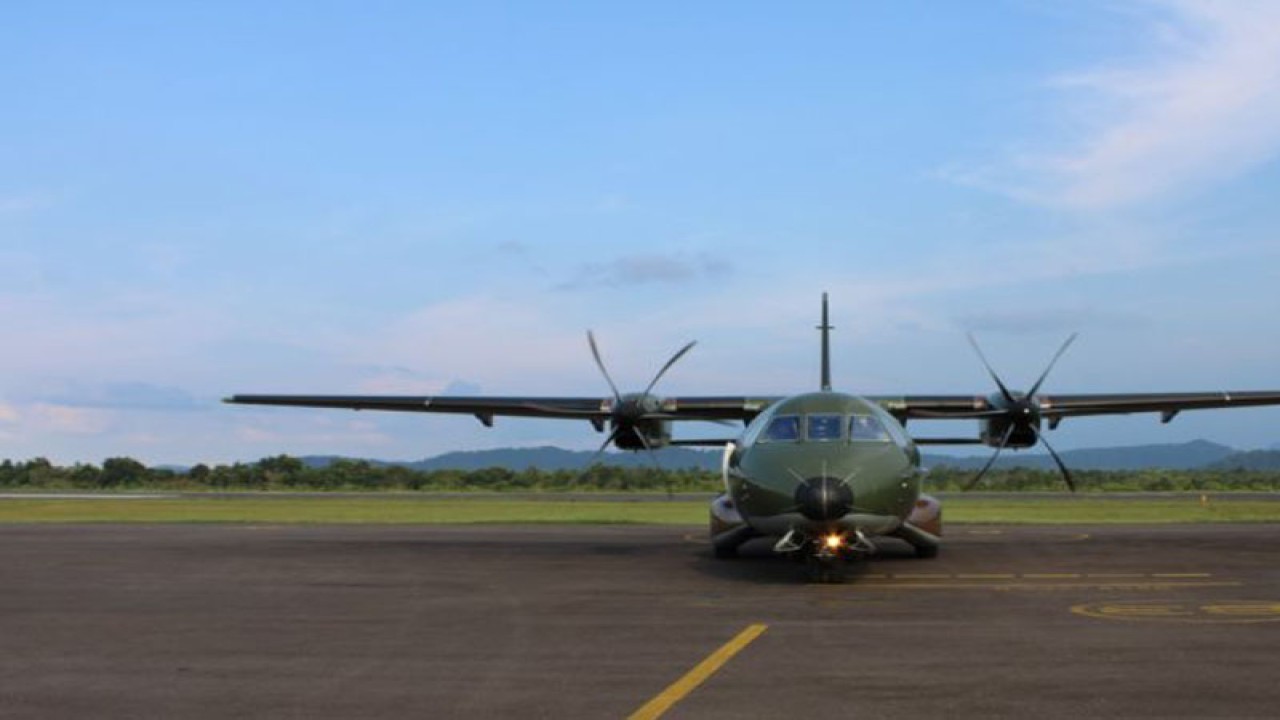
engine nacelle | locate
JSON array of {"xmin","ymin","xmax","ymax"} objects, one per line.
[
  {"xmin": 979, "ymin": 416, "xmax": 1040, "ymax": 449},
  {"xmin": 610, "ymin": 419, "xmax": 672, "ymax": 451}
]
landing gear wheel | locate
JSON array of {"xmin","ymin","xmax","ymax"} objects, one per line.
[
  {"xmin": 805, "ymin": 555, "xmax": 845, "ymax": 584},
  {"xmin": 713, "ymin": 544, "xmax": 738, "ymax": 559},
  {"xmin": 914, "ymin": 544, "xmax": 939, "ymax": 559}
]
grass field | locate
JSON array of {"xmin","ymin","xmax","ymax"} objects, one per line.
[{"xmin": 0, "ymin": 494, "xmax": 1278, "ymax": 524}]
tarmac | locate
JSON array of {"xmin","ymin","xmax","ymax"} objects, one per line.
[{"xmin": 1, "ymin": 523, "xmax": 1277, "ymax": 719}]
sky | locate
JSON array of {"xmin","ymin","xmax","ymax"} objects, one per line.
[{"xmin": 3, "ymin": 0, "xmax": 1280, "ymax": 465}]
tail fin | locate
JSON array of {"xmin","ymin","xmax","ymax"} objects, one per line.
[{"xmin": 817, "ymin": 292, "xmax": 833, "ymax": 391}]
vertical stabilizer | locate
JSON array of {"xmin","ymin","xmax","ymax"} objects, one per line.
[{"xmin": 817, "ymin": 293, "xmax": 833, "ymax": 391}]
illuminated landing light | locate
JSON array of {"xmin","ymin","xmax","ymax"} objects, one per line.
[{"xmin": 823, "ymin": 533, "xmax": 845, "ymax": 551}]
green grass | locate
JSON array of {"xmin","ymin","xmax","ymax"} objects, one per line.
[
  {"xmin": 939, "ymin": 496, "xmax": 1280, "ymax": 524},
  {"xmin": 1, "ymin": 495, "xmax": 1278, "ymax": 524},
  {"xmin": 0, "ymin": 497, "xmax": 709, "ymax": 525}
]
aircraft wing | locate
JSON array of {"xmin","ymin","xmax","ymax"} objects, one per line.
[
  {"xmin": 874, "ymin": 391, "xmax": 1280, "ymax": 421},
  {"xmin": 223, "ymin": 394, "xmax": 780, "ymax": 423}
]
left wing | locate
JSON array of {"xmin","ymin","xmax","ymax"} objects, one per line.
[
  {"xmin": 224, "ymin": 394, "xmax": 779, "ymax": 424},
  {"xmin": 873, "ymin": 391, "xmax": 1280, "ymax": 423}
]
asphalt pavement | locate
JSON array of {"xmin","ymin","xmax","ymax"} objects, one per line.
[{"xmin": 1, "ymin": 523, "xmax": 1277, "ymax": 718}]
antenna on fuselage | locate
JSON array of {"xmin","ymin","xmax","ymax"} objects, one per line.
[{"xmin": 817, "ymin": 292, "xmax": 833, "ymax": 391}]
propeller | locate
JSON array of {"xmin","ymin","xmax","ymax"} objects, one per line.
[
  {"xmin": 581, "ymin": 332, "xmax": 696, "ymax": 480},
  {"xmin": 965, "ymin": 333, "xmax": 1078, "ymax": 492}
]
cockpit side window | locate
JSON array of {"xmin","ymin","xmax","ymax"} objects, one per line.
[
  {"xmin": 850, "ymin": 414, "xmax": 890, "ymax": 442},
  {"xmin": 882, "ymin": 415, "xmax": 912, "ymax": 448},
  {"xmin": 762, "ymin": 415, "xmax": 801, "ymax": 442},
  {"xmin": 807, "ymin": 414, "xmax": 844, "ymax": 442}
]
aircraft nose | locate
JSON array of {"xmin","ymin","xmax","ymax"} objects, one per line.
[{"xmin": 794, "ymin": 476, "xmax": 853, "ymax": 522}]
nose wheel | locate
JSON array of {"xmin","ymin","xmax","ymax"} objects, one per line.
[
  {"xmin": 805, "ymin": 553, "xmax": 847, "ymax": 584},
  {"xmin": 796, "ymin": 530, "xmax": 875, "ymax": 583}
]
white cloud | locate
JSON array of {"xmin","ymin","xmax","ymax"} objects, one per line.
[
  {"xmin": 14, "ymin": 381, "xmax": 207, "ymax": 411},
  {"xmin": 340, "ymin": 295, "xmax": 591, "ymax": 393},
  {"xmin": 27, "ymin": 404, "xmax": 112, "ymax": 435},
  {"xmin": 558, "ymin": 252, "xmax": 732, "ymax": 290},
  {"xmin": 233, "ymin": 420, "xmax": 393, "ymax": 449},
  {"xmin": 0, "ymin": 290, "xmax": 236, "ymax": 379},
  {"xmin": 954, "ymin": 0, "xmax": 1280, "ymax": 210}
]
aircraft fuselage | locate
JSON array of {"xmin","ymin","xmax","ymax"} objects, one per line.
[{"xmin": 711, "ymin": 391, "xmax": 941, "ymax": 573}]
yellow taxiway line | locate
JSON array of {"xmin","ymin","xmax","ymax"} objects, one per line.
[
  {"xmin": 834, "ymin": 570, "xmax": 1236, "ymax": 592},
  {"xmin": 629, "ymin": 623, "xmax": 768, "ymax": 720}
]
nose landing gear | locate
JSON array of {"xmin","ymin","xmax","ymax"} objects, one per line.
[{"xmin": 777, "ymin": 529, "xmax": 876, "ymax": 583}]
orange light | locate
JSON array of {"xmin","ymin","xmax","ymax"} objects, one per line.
[{"xmin": 823, "ymin": 533, "xmax": 843, "ymax": 550}]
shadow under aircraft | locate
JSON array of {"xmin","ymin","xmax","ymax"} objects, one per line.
[{"xmin": 227, "ymin": 295, "xmax": 1280, "ymax": 582}]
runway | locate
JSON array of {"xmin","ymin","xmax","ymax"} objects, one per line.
[{"xmin": 1, "ymin": 524, "xmax": 1277, "ymax": 718}]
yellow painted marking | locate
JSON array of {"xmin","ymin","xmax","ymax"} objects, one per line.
[
  {"xmin": 1202, "ymin": 602, "xmax": 1280, "ymax": 617},
  {"xmin": 854, "ymin": 581, "xmax": 1240, "ymax": 592},
  {"xmin": 1152, "ymin": 572, "xmax": 1212, "ymax": 578},
  {"xmin": 1073, "ymin": 600, "xmax": 1280, "ymax": 624},
  {"xmin": 1023, "ymin": 573, "xmax": 1081, "ymax": 579},
  {"xmin": 628, "ymin": 624, "xmax": 767, "ymax": 720},
  {"xmin": 1085, "ymin": 573, "xmax": 1145, "ymax": 578},
  {"xmin": 891, "ymin": 573, "xmax": 950, "ymax": 580},
  {"xmin": 956, "ymin": 573, "xmax": 1015, "ymax": 580}
]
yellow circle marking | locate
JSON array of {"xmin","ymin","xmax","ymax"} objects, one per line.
[{"xmin": 1072, "ymin": 601, "xmax": 1280, "ymax": 624}]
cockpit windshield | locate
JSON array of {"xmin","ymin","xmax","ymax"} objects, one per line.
[
  {"xmin": 850, "ymin": 414, "xmax": 891, "ymax": 442},
  {"xmin": 755, "ymin": 411, "xmax": 904, "ymax": 445},
  {"xmin": 807, "ymin": 414, "xmax": 843, "ymax": 442},
  {"xmin": 762, "ymin": 415, "xmax": 801, "ymax": 442}
]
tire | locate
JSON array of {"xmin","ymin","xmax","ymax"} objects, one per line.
[
  {"xmin": 914, "ymin": 544, "xmax": 939, "ymax": 559},
  {"xmin": 806, "ymin": 556, "xmax": 845, "ymax": 584}
]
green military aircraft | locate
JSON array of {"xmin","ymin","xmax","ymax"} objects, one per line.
[{"xmin": 226, "ymin": 295, "xmax": 1280, "ymax": 582}]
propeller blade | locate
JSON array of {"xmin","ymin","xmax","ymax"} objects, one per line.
[
  {"xmin": 631, "ymin": 425, "xmax": 652, "ymax": 453},
  {"xmin": 1033, "ymin": 428, "xmax": 1075, "ymax": 492},
  {"xmin": 630, "ymin": 429, "xmax": 674, "ymax": 497},
  {"xmin": 585, "ymin": 426, "xmax": 621, "ymax": 469},
  {"xmin": 1027, "ymin": 332, "xmax": 1078, "ymax": 398},
  {"xmin": 642, "ymin": 340, "xmax": 697, "ymax": 397},
  {"xmin": 964, "ymin": 424, "xmax": 1015, "ymax": 491},
  {"xmin": 967, "ymin": 333, "xmax": 1016, "ymax": 404},
  {"xmin": 632, "ymin": 429, "xmax": 662, "ymax": 469},
  {"xmin": 587, "ymin": 331, "xmax": 623, "ymax": 403}
]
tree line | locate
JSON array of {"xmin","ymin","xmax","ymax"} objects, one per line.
[{"xmin": 1, "ymin": 456, "xmax": 1279, "ymax": 492}]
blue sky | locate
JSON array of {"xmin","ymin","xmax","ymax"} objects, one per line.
[{"xmin": 3, "ymin": 1, "xmax": 1280, "ymax": 464}]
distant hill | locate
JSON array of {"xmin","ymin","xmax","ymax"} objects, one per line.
[
  {"xmin": 925, "ymin": 440, "xmax": 1238, "ymax": 471},
  {"xmin": 294, "ymin": 439, "xmax": 1267, "ymax": 473},
  {"xmin": 1208, "ymin": 449, "xmax": 1280, "ymax": 470},
  {"xmin": 301, "ymin": 446, "xmax": 722, "ymax": 472}
]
